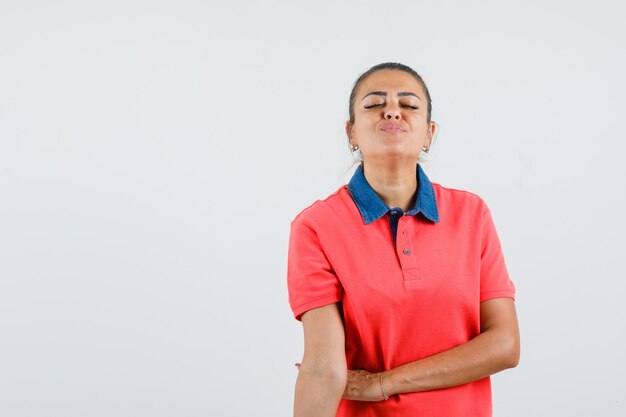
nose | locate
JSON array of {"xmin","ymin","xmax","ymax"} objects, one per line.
[{"xmin": 384, "ymin": 108, "xmax": 401, "ymax": 120}]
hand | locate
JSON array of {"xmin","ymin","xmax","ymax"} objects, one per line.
[
  {"xmin": 343, "ymin": 369, "xmax": 388, "ymax": 402},
  {"xmin": 295, "ymin": 363, "xmax": 388, "ymax": 402}
]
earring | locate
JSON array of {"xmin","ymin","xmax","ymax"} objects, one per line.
[
  {"xmin": 421, "ymin": 145, "xmax": 430, "ymax": 153},
  {"xmin": 351, "ymin": 144, "xmax": 359, "ymax": 152}
]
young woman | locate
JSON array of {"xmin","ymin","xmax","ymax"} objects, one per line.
[{"xmin": 287, "ymin": 62, "xmax": 520, "ymax": 417}]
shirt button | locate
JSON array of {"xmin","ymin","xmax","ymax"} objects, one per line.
[{"xmin": 403, "ymin": 248, "xmax": 411, "ymax": 255}]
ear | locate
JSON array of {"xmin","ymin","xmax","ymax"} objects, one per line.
[
  {"xmin": 345, "ymin": 120, "xmax": 352, "ymax": 140},
  {"xmin": 428, "ymin": 121, "xmax": 439, "ymax": 146}
]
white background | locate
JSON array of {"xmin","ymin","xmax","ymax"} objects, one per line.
[{"xmin": 1, "ymin": 1, "xmax": 625, "ymax": 416}]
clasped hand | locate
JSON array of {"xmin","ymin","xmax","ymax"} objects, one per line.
[{"xmin": 296, "ymin": 363, "xmax": 387, "ymax": 401}]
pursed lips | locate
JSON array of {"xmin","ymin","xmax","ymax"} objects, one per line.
[{"xmin": 380, "ymin": 123, "xmax": 406, "ymax": 133}]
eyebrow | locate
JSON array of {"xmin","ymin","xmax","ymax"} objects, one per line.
[{"xmin": 361, "ymin": 91, "xmax": 422, "ymax": 101}]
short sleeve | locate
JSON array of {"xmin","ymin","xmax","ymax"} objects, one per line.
[
  {"xmin": 479, "ymin": 207, "xmax": 516, "ymax": 302},
  {"xmin": 287, "ymin": 219, "xmax": 343, "ymax": 321}
]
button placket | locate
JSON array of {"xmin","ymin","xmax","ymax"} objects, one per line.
[{"xmin": 395, "ymin": 217, "xmax": 421, "ymax": 280}]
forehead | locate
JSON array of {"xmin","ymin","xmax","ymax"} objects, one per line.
[{"xmin": 358, "ymin": 69, "xmax": 424, "ymax": 98}]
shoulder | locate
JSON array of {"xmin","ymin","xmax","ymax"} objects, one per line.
[
  {"xmin": 291, "ymin": 185, "xmax": 351, "ymax": 228},
  {"xmin": 432, "ymin": 182, "xmax": 489, "ymax": 216}
]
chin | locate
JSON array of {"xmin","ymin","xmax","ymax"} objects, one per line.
[{"xmin": 367, "ymin": 152, "xmax": 420, "ymax": 161}]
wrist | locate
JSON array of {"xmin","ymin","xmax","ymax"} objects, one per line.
[
  {"xmin": 382, "ymin": 368, "xmax": 403, "ymax": 396},
  {"xmin": 379, "ymin": 372, "xmax": 390, "ymax": 400}
]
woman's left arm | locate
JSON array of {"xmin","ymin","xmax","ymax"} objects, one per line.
[{"xmin": 343, "ymin": 297, "xmax": 520, "ymax": 401}]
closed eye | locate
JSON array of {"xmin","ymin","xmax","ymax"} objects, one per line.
[{"xmin": 364, "ymin": 103, "xmax": 419, "ymax": 110}]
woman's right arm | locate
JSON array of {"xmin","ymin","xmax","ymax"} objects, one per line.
[{"xmin": 294, "ymin": 303, "xmax": 347, "ymax": 417}]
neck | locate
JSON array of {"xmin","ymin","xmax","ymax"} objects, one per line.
[{"xmin": 362, "ymin": 160, "xmax": 418, "ymax": 212}]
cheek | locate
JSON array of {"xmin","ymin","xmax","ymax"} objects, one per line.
[
  {"xmin": 411, "ymin": 118, "xmax": 430, "ymax": 132},
  {"xmin": 350, "ymin": 120, "xmax": 366, "ymax": 135},
  {"xmin": 353, "ymin": 114, "xmax": 378, "ymax": 129},
  {"xmin": 354, "ymin": 123, "xmax": 376, "ymax": 139}
]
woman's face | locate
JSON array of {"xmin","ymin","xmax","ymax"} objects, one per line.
[{"xmin": 346, "ymin": 69, "xmax": 436, "ymax": 165}]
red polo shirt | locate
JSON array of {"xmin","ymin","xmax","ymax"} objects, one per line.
[{"xmin": 287, "ymin": 163, "xmax": 515, "ymax": 417}]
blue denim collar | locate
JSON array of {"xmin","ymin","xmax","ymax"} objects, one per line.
[{"xmin": 347, "ymin": 163, "xmax": 440, "ymax": 224}]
